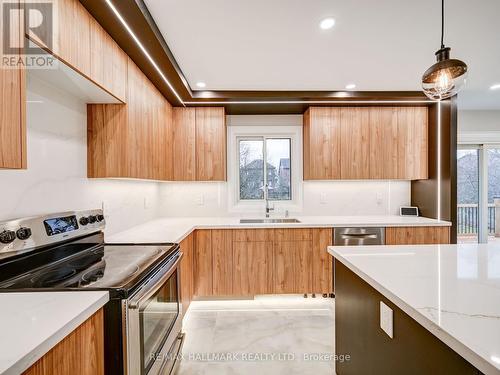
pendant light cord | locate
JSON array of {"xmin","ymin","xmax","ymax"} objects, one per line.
[{"xmin": 441, "ymin": 0, "xmax": 445, "ymax": 49}]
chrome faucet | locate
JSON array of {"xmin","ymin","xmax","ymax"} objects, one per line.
[{"xmin": 264, "ymin": 184, "xmax": 274, "ymax": 218}]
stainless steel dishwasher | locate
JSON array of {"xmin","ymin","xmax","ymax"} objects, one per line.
[
  {"xmin": 331, "ymin": 227, "xmax": 385, "ymax": 296},
  {"xmin": 333, "ymin": 227, "xmax": 385, "ymax": 246}
]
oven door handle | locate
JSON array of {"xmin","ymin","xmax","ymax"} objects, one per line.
[{"xmin": 128, "ymin": 252, "xmax": 183, "ymax": 310}]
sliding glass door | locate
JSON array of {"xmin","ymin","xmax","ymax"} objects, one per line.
[
  {"xmin": 457, "ymin": 147, "xmax": 480, "ymax": 243},
  {"xmin": 458, "ymin": 145, "xmax": 500, "ymax": 244}
]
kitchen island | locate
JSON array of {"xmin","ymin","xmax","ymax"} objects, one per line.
[{"xmin": 329, "ymin": 243, "xmax": 500, "ymax": 375}]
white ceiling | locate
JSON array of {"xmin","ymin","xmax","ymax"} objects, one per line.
[{"xmin": 144, "ymin": 0, "xmax": 500, "ymax": 110}]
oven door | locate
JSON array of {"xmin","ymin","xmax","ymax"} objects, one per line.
[{"xmin": 125, "ymin": 252, "xmax": 183, "ymax": 375}]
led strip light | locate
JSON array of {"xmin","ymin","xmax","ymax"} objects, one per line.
[{"xmin": 106, "ymin": 0, "xmax": 435, "ymax": 107}]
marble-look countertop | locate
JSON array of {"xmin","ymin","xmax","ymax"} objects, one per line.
[
  {"xmin": 106, "ymin": 215, "xmax": 451, "ymax": 244},
  {"xmin": 329, "ymin": 244, "xmax": 500, "ymax": 375},
  {"xmin": 0, "ymin": 291, "xmax": 109, "ymax": 375}
]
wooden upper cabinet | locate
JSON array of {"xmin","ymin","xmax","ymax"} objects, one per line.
[
  {"xmin": 303, "ymin": 107, "xmax": 341, "ymax": 180},
  {"xmin": 172, "ymin": 107, "xmax": 226, "ymax": 181},
  {"xmin": 195, "ymin": 107, "xmax": 226, "ymax": 181},
  {"xmin": 173, "ymin": 108, "xmax": 196, "ymax": 181},
  {"xmin": 304, "ymin": 106, "xmax": 428, "ymax": 180},
  {"xmin": 87, "ymin": 58, "xmax": 173, "ymax": 180},
  {"xmin": 397, "ymin": 107, "xmax": 428, "ymax": 180},
  {"xmin": 340, "ymin": 108, "xmax": 370, "ymax": 179},
  {"xmin": 369, "ymin": 107, "xmax": 399, "ymax": 179},
  {"xmin": 53, "ymin": 0, "xmax": 92, "ymax": 77},
  {"xmin": 0, "ymin": 0, "xmax": 26, "ymax": 169},
  {"xmin": 89, "ymin": 17, "xmax": 127, "ymax": 102}
]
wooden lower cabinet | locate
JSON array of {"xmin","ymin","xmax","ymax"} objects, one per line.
[
  {"xmin": 23, "ymin": 309, "xmax": 104, "ymax": 375},
  {"xmin": 193, "ymin": 230, "xmax": 213, "ymax": 296},
  {"xmin": 233, "ymin": 241, "xmax": 273, "ymax": 295},
  {"xmin": 212, "ymin": 230, "xmax": 233, "ymax": 295},
  {"xmin": 312, "ymin": 228, "xmax": 334, "ymax": 294},
  {"xmin": 179, "ymin": 233, "xmax": 194, "ymax": 314},
  {"xmin": 189, "ymin": 226, "xmax": 447, "ymax": 298},
  {"xmin": 274, "ymin": 240, "xmax": 312, "ymax": 293},
  {"xmin": 385, "ymin": 226, "xmax": 451, "ymax": 245}
]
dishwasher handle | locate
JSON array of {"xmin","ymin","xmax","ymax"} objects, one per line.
[{"xmin": 333, "ymin": 227, "xmax": 385, "ymax": 246}]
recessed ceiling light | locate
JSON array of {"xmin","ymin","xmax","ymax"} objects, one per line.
[
  {"xmin": 319, "ymin": 17, "xmax": 335, "ymax": 30},
  {"xmin": 345, "ymin": 83, "xmax": 356, "ymax": 90},
  {"xmin": 490, "ymin": 83, "xmax": 500, "ymax": 90},
  {"xmin": 196, "ymin": 82, "xmax": 206, "ymax": 88}
]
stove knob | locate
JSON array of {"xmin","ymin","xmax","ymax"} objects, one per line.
[
  {"xmin": 79, "ymin": 217, "xmax": 89, "ymax": 226},
  {"xmin": 16, "ymin": 227, "xmax": 32, "ymax": 240},
  {"xmin": 88, "ymin": 215, "xmax": 97, "ymax": 224},
  {"xmin": 0, "ymin": 230, "xmax": 16, "ymax": 244},
  {"xmin": 96, "ymin": 214, "xmax": 104, "ymax": 222}
]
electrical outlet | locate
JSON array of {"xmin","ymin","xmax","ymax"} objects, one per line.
[
  {"xmin": 320, "ymin": 193, "xmax": 327, "ymax": 204},
  {"xmin": 376, "ymin": 192, "xmax": 383, "ymax": 205},
  {"xmin": 380, "ymin": 301, "xmax": 393, "ymax": 339},
  {"xmin": 196, "ymin": 194, "xmax": 204, "ymax": 206},
  {"xmin": 144, "ymin": 197, "xmax": 150, "ymax": 209}
]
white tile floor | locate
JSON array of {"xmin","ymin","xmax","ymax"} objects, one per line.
[{"xmin": 175, "ymin": 296, "xmax": 335, "ymax": 375}]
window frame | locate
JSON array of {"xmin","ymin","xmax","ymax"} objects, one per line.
[
  {"xmin": 237, "ymin": 136, "xmax": 293, "ymax": 202},
  {"xmin": 227, "ymin": 124, "xmax": 303, "ymax": 214}
]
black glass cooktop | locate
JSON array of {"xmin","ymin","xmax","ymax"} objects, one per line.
[{"xmin": 0, "ymin": 233, "xmax": 178, "ymax": 298}]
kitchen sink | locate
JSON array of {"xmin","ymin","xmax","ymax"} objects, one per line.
[{"xmin": 239, "ymin": 218, "xmax": 301, "ymax": 224}]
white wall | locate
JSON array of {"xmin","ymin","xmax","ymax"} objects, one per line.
[
  {"xmin": 158, "ymin": 115, "xmax": 410, "ymax": 217},
  {"xmin": 0, "ymin": 74, "xmax": 163, "ymax": 235},
  {"xmin": 458, "ymin": 110, "xmax": 500, "ymax": 144}
]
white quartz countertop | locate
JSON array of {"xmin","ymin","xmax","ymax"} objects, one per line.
[
  {"xmin": 0, "ymin": 291, "xmax": 109, "ymax": 375},
  {"xmin": 328, "ymin": 244, "xmax": 500, "ymax": 375},
  {"xmin": 105, "ymin": 215, "xmax": 450, "ymax": 244}
]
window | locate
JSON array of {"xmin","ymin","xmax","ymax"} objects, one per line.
[{"xmin": 238, "ymin": 137, "xmax": 291, "ymax": 201}]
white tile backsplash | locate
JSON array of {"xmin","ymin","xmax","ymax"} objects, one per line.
[{"xmin": 0, "ymin": 74, "xmax": 163, "ymax": 235}]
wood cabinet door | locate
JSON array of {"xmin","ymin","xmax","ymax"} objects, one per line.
[
  {"xmin": 193, "ymin": 230, "xmax": 213, "ymax": 296},
  {"xmin": 23, "ymin": 309, "xmax": 104, "ymax": 375},
  {"xmin": 0, "ymin": 0, "xmax": 25, "ymax": 169},
  {"xmin": 212, "ymin": 230, "xmax": 233, "ymax": 295},
  {"xmin": 340, "ymin": 108, "xmax": 370, "ymax": 179},
  {"xmin": 397, "ymin": 107, "xmax": 428, "ymax": 180},
  {"xmin": 54, "ymin": 0, "xmax": 92, "ymax": 77},
  {"xmin": 172, "ymin": 108, "xmax": 196, "ymax": 181},
  {"xmin": 233, "ymin": 241, "xmax": 273, "ymax": 295},
  {"xmin": 87, "ymin": 104, "xmax": 127, "ymax": 177},
  {"xmin": 195, "ymin": 107, "xmax": 226, "ymax": 181},
  {"xmin": 126, "ymin": 61, "xmax": 150, "ymax": 179},
  {"xmin": 89, "ymin": 17, "xmax": 127, "ymax": 102},
  {"xmin": 312, "ymin": 228, "xmax": 333, "ymax": 294},
  {"xmin": 385, "ymin": 227, "xmax": 450, "ymax": 245},
  {"xmin": 274, "ymin": 240, "xmax": 312, "ymax": 294},
  {"xmin": 179, "ymin": 233, "xmax": 194, "ymax": 314},
  {"xmin": 369, "ymin": 107, "xmax": 399, "ymax": 179},
  {"xmin": 303, "ymin": 107, "xmax": 341, "ymax": 180}
]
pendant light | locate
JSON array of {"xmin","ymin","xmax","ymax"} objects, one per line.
[{"xmin": 422, "ymin": 0, "xmax": 468, "ymax": 100}]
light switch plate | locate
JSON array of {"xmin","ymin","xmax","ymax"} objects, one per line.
[
  {"xmin": 320, "ymin": 193, "xmax": 327, "ymax": 204},
  {"xmin": 380, "ymin": 301, "xmax": 393, "ymax": 339}
]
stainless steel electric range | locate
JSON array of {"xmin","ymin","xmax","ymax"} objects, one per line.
[{"xmin": 0, "ymin": 209, "xmax": 183, "ymax": 375}]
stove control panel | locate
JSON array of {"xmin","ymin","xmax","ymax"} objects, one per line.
[{"xmin": 0, "ymin": 209, "xmax": 105, "ymax": 260}]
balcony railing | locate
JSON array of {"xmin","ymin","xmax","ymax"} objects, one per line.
[{"xmin": 457, "ymin": 204, "xmax": 495, "ymax": 235}]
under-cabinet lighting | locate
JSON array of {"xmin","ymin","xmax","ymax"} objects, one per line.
[{"xmin": 105, "ymin": 0, "xmax": 184, "ymax": 105}]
